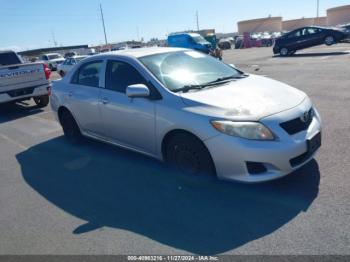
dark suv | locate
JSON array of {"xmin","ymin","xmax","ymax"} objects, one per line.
[{"xmin": 273, "ymin": 26, "xmax": 347, "ymax": 56}]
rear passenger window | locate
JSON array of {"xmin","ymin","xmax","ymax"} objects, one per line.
[
  {"xmin": 105, "ymin": 60, "xmax": 146, "ymax": 93},
  {"xmin": 73, "ymin": 61, "xmax": 102, "ymax": 87},
  {"xmin": 289, "ymin": 30, "xmax": 301, "ymax": 38}
]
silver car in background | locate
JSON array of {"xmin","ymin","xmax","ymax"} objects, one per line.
[
  {"xmin": 51, "ymin": 47, "xmax": 322, "ymax": 183},
  {"xmin": 57, "ymin": 55, "xmax": 88, "ymax": 77}
]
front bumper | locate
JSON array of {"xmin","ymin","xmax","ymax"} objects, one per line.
[{"xmin": 204, "ymin": 101, "xmax": 322, "ymax": 183}]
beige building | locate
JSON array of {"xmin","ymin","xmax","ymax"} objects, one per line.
[
  {"xmin": 282, "ymin": 17, "xmax": 327, "ymax": 31},
  {"xmin": 315, "ymin": 17, "xmax": 327, "ymax": 26},
  {"xmin": 327, "ymin": 5, "xmax": 350, "ymax": 26},
  {"xmin": 237, "ymin": 17, "xmax": 282, "ymax": 34}
]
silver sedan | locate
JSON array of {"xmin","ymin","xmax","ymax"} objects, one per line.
[{"xmin": 51, "ymin": 47, "xmax": 322, "ymax": 183}]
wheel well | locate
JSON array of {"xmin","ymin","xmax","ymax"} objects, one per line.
[
  {"xmin": 161, "ymin": 129, "xmax": 211, "ymax": 160},
  {"xmin": 57, "ymin": 106, "xmax": 71, "ymax": 124}
]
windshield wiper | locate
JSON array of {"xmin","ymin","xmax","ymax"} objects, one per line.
[
  {"xmin": 204, "ymin": 74, "xmax": 248, "ymax": 85},
  {"xmin": 173, "ymin": 74, "xmax": 249, "ymax": 93},
  {"xmin": 173, "ymin": 85, "xmax": 205, "ymax": 93}
]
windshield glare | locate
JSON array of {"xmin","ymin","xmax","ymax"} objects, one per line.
[{"xmin": 140, "ymin": 51, "xmax": 242, "ymax": 92}]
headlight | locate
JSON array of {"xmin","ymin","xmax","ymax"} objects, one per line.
[{"xmin": 211, "ymin": 120, "xmax": 275, "ymax": 140}]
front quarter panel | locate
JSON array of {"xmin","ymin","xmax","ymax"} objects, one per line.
[{"xmin": 155, "ymin": 95, "xmax": 221, "ymax": 159}]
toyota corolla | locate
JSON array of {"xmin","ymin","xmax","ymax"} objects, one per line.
[{"xmin": 50, "ymin": 48, "xmax": 322, "ymax": 183}]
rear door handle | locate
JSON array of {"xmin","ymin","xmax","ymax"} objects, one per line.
[
  {"xmin": 68, "ymin": 91, "xmax": 73, "ymax": 98},
  {"xmin": 101, "ymin": 98, "xmax": 109, "ymax": 105}
]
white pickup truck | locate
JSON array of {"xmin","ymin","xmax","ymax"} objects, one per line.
[
  {"xmin": 0, "ymin": 50, "xmax": 51, "ymax": 107},
  {"xmin": 40, "ymin": 53, "xmax": 65, "ymax": 71}
]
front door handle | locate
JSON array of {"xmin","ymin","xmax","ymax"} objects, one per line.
[
  {"xmin": 101, "ymin": 98, "xmax": 109, "ymax": 105},
  {"xmin": 68, "ymin": 91, "xmax": 73, "ymax": 98}
]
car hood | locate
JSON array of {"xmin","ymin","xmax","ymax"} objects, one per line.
[{"xmin": 180, "ymin": 74, "xmax": 307, "ymax": 121}]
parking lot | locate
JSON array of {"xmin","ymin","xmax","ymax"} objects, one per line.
[{"xmin": 0, "ymin": 44, "xmax": 350, "ymax": 255}]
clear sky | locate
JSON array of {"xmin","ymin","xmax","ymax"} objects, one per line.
[{"xmin": 1, "ymin": 0, "xmax": 349, "ymax": 51}]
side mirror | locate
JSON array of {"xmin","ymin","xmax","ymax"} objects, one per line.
[{"xmin": 126, "ymin": 84, "xmax": 150, "ymax": 98}]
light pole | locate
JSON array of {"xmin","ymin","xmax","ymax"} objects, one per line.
[
  {"xmin": 100, "ymin": 3, "xmax": 108, "ymax": 46},
  {"xmin": 196, "ymin": 11, "xmax": 200, "ymax": 31}
]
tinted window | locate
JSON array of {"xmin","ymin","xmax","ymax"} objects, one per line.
[
  {"xmin": 73, "ymin": 61, "xmax": 102, "ymax": 87},
  {"xmin": 302, "ymin": 28, "xmax": 320, "ymax": 36},
  {"xmin": 48, "ymin": 54, "xmax": 63, "ymax": 60},
  {"xmin": 288, "ymin": 30, "xmax": 301, "ymax": 38},
  {"xmin": 306, "ymin": 28, "xmax": 320, "ymax": 34},
  {"xmin": 0, "ymin": 52, "xmax": 21, "ymax": 66},
  {"xmin": 105, "ymin": 61, "xmax": 146, "ymax": 93}
]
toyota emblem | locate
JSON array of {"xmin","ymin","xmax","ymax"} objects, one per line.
[{"xmin": 301, "ymin": 111, "xmax": 310, "ymax": 123}]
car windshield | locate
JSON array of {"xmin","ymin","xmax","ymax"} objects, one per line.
[
  {"xmin": 48, "ymin": 54, "xmax": 62, "ymax": 60},
  {"xmin": 139, "ymin": 51, "xmax": 244, "ymax": 92},
  {"xmin": 192, "ymin": 36, "xmax": 209, "ymax": 44},
  {"xmin": 76, "ymin": 57, "xmax": 87, "ymax": 62}
]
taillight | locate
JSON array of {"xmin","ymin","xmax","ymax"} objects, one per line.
[{"xmin": 43, "ymin": 64, "xmax": 51, "ymax": 80}]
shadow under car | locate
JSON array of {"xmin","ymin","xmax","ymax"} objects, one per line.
[{"xmin": 16, "ymin": 136, "xmax": 320, "ymax": 255}]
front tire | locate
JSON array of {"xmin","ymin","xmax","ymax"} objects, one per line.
[
  {"xmin": 280, "ymin": 47, "xmax": 289, "ymax": 56},
  {"xmin": 33, "ymin": 95, "xmax": 49, "ymax": 108},
  {"xmin": 60, "ymin": 110, "xmax": 83, "ymax": 144},
  {"xmin": 325, "ymin": 35, "xmax": 335, "ymax": 46},
  {"xmin": 165, "ymin": 133, "xmax": 215, "ymax": 176}
]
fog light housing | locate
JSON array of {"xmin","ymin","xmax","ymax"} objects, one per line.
[{"xmin": 246, "ymin": 162, "xmax": 267, "ymax": 175}]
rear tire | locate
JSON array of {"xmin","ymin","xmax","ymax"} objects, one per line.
[
  {"xmin": 60, "ymin": 110, "xmax": 83, "ymax": 144},
  {"xmin": 280, "ymin": 47, "xmax": 289, "ymax": 56},
  {"xmin": 33, "ymin": 95, "xmax": 49, "ymax": 108},
  {"xmin": 165, "ymin": 133, "xmax": 215, "ymax": 176},
  {"xmin": 325, "ymin": 35, "xmax": 335, "ymax": 46}
]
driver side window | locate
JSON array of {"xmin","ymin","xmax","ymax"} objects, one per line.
[
  {"xmin": 289, "ymin": 30, "xmax": 301, "ymax": 38},
  {"xmin": 105, "ymin": 60, "xmax": 147, "ymax": 93}
]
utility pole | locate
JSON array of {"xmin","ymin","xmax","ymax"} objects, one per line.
[
  {"xmin": 196, "ymin": 11, "xmax": 200, "ymax": 31},
  {"xmin": 136, "ymin": 27, "xmax": 140, "ymax": 42},
  {"xmin": 316, "ymin": 0, "xmax": 320, "ymax": 19},
  {"xmin": 51, "ymin": 29, "xmax": 57, "ymax": 47},
  {"xmin": 100, "ymin": 3, "xmax": 108, "ymax": 45}
]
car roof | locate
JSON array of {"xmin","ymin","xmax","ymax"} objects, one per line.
[
  {"xmin": 169, "ymin": 33, "xmax": 200, "ymax": 37},
  {"xmin": 94, "ymin": 47, "xmax": 187, "ymax": 59},
  {"xmin": 0, "ymin": 50, "xmax": 15, "ymax": 54},
  {"xmin": 70, "ymin": 55, "xmax": 87, "ymax": 59},
  {"xmin": 44, "ymin": 53, "xmax": 62, "ymax": 56}
]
